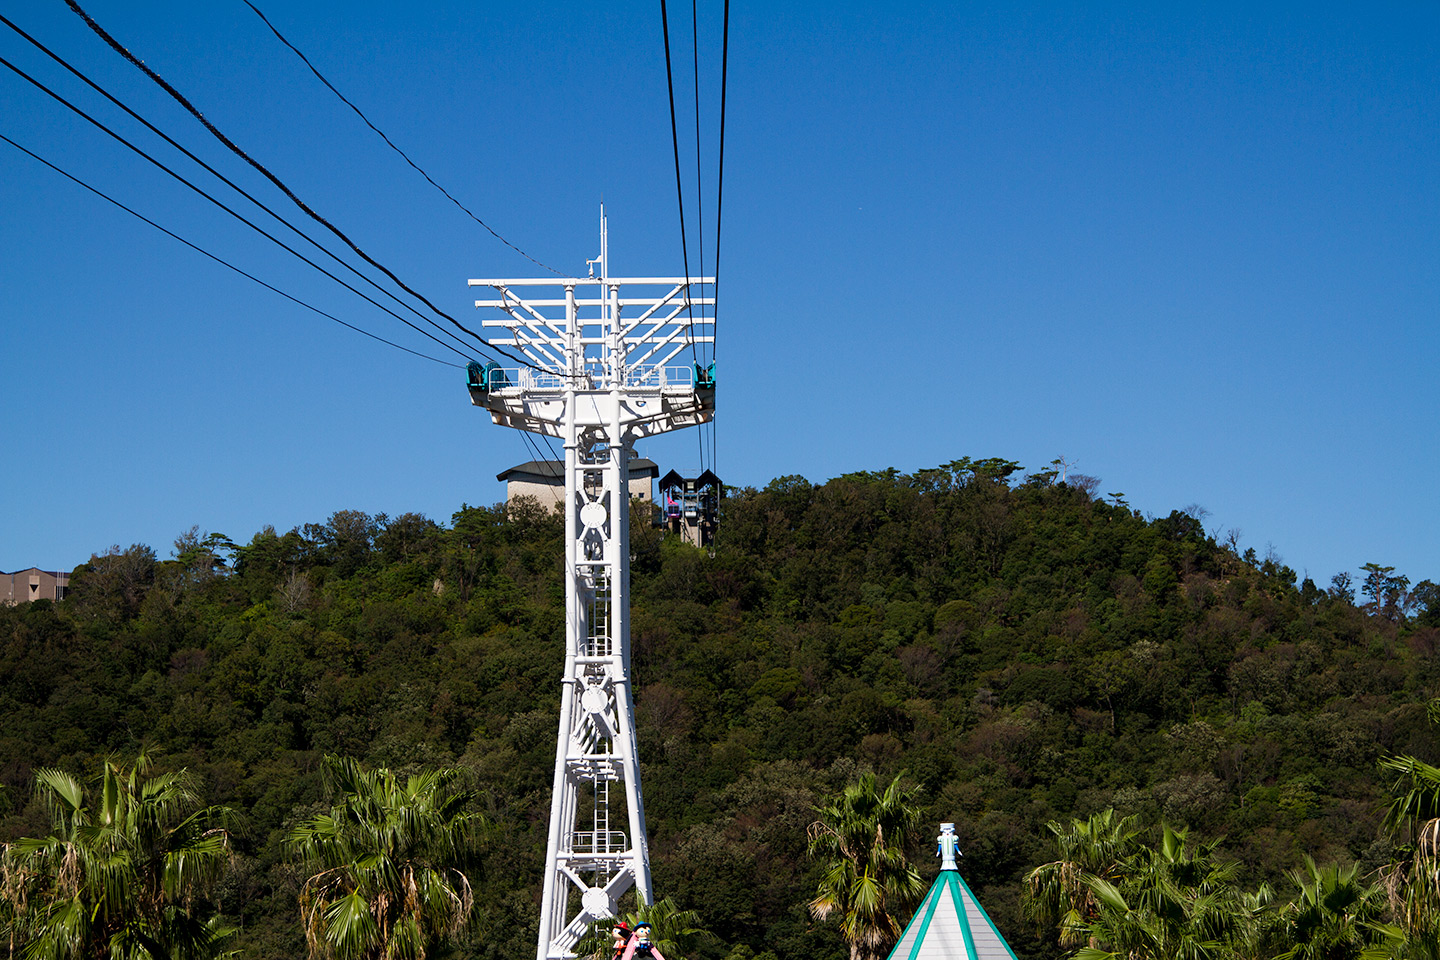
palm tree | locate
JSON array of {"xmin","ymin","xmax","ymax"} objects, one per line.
[
  {"xmin": 0, "ymin": 755, "xmax": 233, "ymax": 960},
  {"xmin": 1364, "ymin": 925, "xmax": 1440, "ymax": 960},
  {"xmin": 1073, "ymin": 825, "xmax": 1249, "ymax": 960},
  {"xmin": 1379, "ymin": 754, "xmax": 1440, "ymax": 842},
  {"xmin": 1275, "ymin": 857, "xmax": 1385, "ymax": 960},
  {"xmin": 1023, "ymin": 808, "xmax": 1143, "ymax": 949},
  {"xmin": 286, "ymin": 755, "xmax": 482, "ymax": 960},
  {"xmin": 806, "ymin": 772, "xmax": 926, "ymax": 960},
  {"xmin": 1234, "ymin": 884, "xmax": 1285, "ymax": 960},
  {"xmin": 1377, "ymin": 730, "xmax": 1440, "ymax": 936}
]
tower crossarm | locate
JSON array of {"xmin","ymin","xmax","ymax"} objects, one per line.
[
  {"xmin": 483, "ymin": 286, "xmax": 570, "ymax": 336},
  {"xmin": 628, "ymin": 336, "xmax": 701, "ymax": 373},
  {"xmin": 466, "ymin": 275, "xmax": 716, "ymax": 439},
  {"xmin": 615, "ymin": 283, "xmax": 686, "ymax": 335},
  {"xmin": 616, "ymin": 289, "xmax": 707, "ymax": 341},
  {"xmin": 498, "ymin": 335, "xmax": 567, "ymax": 370}
]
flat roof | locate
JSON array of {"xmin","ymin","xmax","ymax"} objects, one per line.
[{"xmin": 497, "ymin": 458, "xmax": 659, "ymax": 483}]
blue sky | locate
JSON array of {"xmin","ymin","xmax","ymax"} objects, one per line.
[{"xmin": 1, "ymin": 1, "xmax": 1435, "ymax": 589}]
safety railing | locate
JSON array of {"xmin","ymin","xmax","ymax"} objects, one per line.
[
  {"xmin": 623, "ymin": 366, "xmax": 695, "ymax": 389},
  {"xmin": 480, "ymin": 365, "xmax": 700, "ymax": 392},
  {"xmin": 483, "ymin": 368, "xmax": 565, "ymax": 391},
  {"xmin": 569, "ymin": 830, "xmax": 629, "ymax": 854}
]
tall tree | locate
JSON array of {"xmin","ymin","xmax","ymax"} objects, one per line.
[
  {"xmin": 1072, "ymin": 825, "xmax": 1249, "ymax": 960},
  {"xmin": 1275, "ymin": 857, "xmax": 1384, "ymax": 960},
  {"xmin": 806, "ymin": 773, "xmax": 926, "ymax": 960},
  {"xmin": 1362, "ymin": 564, "xmax": 1413, "ymax": 621},
  {"xmin": 286, "ymin": 756, "xmax": 481, "ymax": 960},
  {"xmin": 1377, "ymin": 719, "xmax": 1440, "ymax": 942},
  {"xmin": 1024, "ymin": 809, "xmax": 1143, "ymax": 950},
  {"xmin": 0, "ymin": 755, "xmax": 233, "ymax": 960}
]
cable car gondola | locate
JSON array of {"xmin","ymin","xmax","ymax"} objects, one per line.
[{"xmin": 657, "ymin": 469, "xmax": 721, "ymax": 548}]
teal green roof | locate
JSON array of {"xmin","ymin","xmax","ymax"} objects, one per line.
[{"xmin": 887, "ymin": 870, "xmax": 1019, "ymax": 960}]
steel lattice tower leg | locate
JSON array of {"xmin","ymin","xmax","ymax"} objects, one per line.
[
  {"xmin": 534, "ymin": 420, "xmax": 652, "ymax": 959},
  {"xmin": 466, "ymin": 210, "xmax": 714, "ymax": 960}
]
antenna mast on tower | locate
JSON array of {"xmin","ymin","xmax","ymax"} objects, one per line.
[{"xmin": 466, "ymin": 208, "xmax": 715, "ymax": 960}]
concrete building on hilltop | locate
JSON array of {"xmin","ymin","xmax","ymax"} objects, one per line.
[
  {"xmin": 498, "ymin": 458, "xmax": 658, "ymax": 510},
  {"xmin": 2, "ymin": 568, "xmax": 70, "ymax": 605}
]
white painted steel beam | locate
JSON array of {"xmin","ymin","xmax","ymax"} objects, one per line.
[{"xmin": 466, "ymin": 210, "xmax": 714, "ymax": 960}]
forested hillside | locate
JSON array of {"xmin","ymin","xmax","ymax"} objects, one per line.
[{"xmin": 1, "ymin": 458, "xmax": 1436, "ymax": 960}]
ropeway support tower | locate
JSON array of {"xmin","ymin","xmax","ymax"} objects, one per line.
[{"xmin": 466, "ymin": 210, "xmax": 715, "ymax": 960}]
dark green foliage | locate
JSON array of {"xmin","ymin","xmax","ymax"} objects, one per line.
[{"xmin": 0, "ymin": 462, "xmax": 1434, "ymax": 960}]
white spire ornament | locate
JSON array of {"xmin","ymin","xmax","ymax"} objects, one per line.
[{"xmin": 937, "ymin": 823, "xmax": 961, "ymax": 871}]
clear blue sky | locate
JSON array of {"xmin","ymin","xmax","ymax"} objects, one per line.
[{"xmin": 1, "ymin": 1, "xmax": 1435, "ymax": 589}]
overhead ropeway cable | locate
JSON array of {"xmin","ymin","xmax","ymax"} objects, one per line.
[
  {"xmin": 659, "ymin": 0, "xmax": 699, "ymax": 335},
  {"xmin": 0, "ymin": 132, "xmax": 462, "ymax": 368},
  {"xmin": 239, "ymin": 0, "xmax": 571, "ymax": 280},
  {"xmin": 0, "ymin": 11, "xmax": 486, "ymax": 363},
  {"xmin": 63, "ymin": 0, "xmax": 549, "ymax": 374},
  {"xmin": 711, "ymin": 0, "xmax": 729, "ymax": 480},
  {"xmin": 690, "ymin": 0, "xmax": 712, "ymax": 472},
  {"xmin": 660, "ymin": 0, "xmax": 728, "ymax": 479},
  {"xmin": 0, "ymin": 53, "xmax": 484, "ymax": 364},
  {"xmin": 660, "ymin": 0, "xmax": 706, "ymax": 471}
]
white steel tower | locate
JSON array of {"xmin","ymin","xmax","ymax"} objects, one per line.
[{"xmin": 466, "ymin": 211, "xmax": 714, "ymax": 960}]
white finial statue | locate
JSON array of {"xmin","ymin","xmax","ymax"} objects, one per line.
[{"xmin": 937, "ymin": 822, "xmax": 961, "ymax": 871}]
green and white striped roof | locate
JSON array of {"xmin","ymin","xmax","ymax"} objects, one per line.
[{"xmin": 887, "ymin": 827, "xmax": 1020, "ymax": 960}]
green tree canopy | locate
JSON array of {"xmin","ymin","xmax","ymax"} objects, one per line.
[
  {"xmin": 807, "ymin": 773, "xmax": 925, "ymax": 960},
  {"xmin": 1, "ymin": 754, "xmax": 233, "ymax": 960},
  {"xmin": 1024, "ymin": 809, "xmax": 1144, "ymax": 949},
  {"xmin": 286, "ymin": 755, "xmax": 482, "ymax": 960}
]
